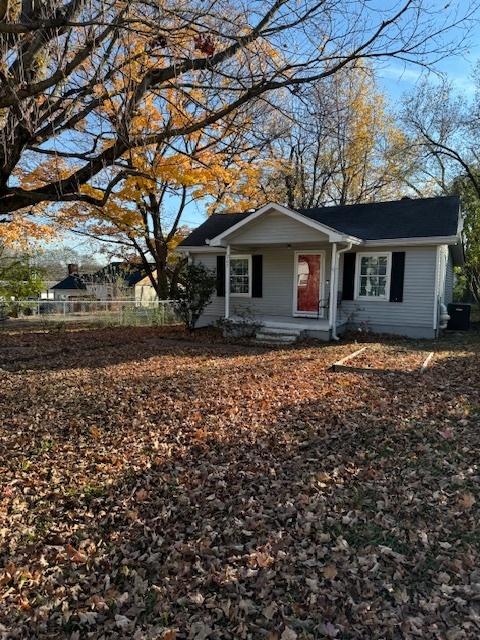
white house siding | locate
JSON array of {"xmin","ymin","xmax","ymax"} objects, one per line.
[
  {"xmin": 193, "ymin": 244, "xmax": 443, "ymax": 338},
  {"xmin": 227, "ymin": 211, "xmax": 331, "ymax": 245},
  {"xmin": 52, "ymin": 289, "xmax": 87, "ymax": 301},
  {"xmin": 88, "ymin": 284, "xmax": 109, "ymax": 299},
  {"xmin": 135, "ymin": 284, "xmax": 158, "ymax": 304},
  {"xmin": 134, "ymin": 275, "xmax": 158, "ymax": 304},
  {"xmin": 194, "ymin": 246, "xmax": 333, "ymax": 326},
  {"xmin": 339, "ymin": 245, "xmax": 438, "ymax": 339}
]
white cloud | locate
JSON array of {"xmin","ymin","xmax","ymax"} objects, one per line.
[{"xmin": 379, "ymin": 65, "xmax": 424, "ymax": 84}]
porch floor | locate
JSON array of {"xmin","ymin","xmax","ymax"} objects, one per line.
[{"xmin": 232, "ymin": 315, "xmax": 348, "ymax": 331}]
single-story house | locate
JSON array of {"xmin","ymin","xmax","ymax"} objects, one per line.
[
  {"xmin": 176, "ymin": 196, "xmax": 464, "ymax": 340},
  {"xmin": 51, "ymin": 262, "xmax": 150, "ymax": 300},
  {"xmin": 50, "ymin": 270, "xmax": 88, "ymax": 300}
]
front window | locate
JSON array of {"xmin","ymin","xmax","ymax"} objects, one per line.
[
  {"xmin": 356, "ymin": 254, "xmax": 390, "ymax": 299},
  {"xmin": 230, "ymin": 256, "xmax": 251, "ymax": 296}
]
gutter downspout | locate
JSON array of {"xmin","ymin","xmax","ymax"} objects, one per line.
[
  {"xmin": 432, "ymin": 245, "xmax": 440, "ymax": 335},
  {"xmin": 225, "ymin": 244, "xmax": 231, "ymax": 319},
  {"xmin": 328, "ymin": 243, "xmax": 337, "ymax": 333},
  {"xmin": 331, "ymin": 242, "xmax": 353, "ymax": 340}
]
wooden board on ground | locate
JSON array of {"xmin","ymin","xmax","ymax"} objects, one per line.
[{"xmin": 332, "ymin": 346, "xmax": 435, "ymax": 374}]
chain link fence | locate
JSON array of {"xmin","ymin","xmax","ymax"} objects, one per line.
[{"xmin": 0, "ymin": 299, "xmax": 181, "ymax": 328}]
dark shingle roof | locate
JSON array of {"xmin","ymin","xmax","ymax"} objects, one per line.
[
  {"xmin": 177, "ymin": 213, "xmax": 251, "ymax": 247},
  {"xmin": 52, "ymin": 263, "xmax": 152, "ymax": 291},
  {"xmin": 298, "ymin": 196, "xmax": 460, "ymax": 240},
  {"xmin": 179, "ymin": 197, "xmax": 461, "ymax": 247},
  {"xmin": 51, "ymin": 274, "xmax": 87, "ymax": 290}
]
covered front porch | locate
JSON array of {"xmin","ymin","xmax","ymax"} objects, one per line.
[
  {"xmin": 218, "ymin": 241, "xmax": 351, "ymax": 341},
  {"xmin": 203, "ymin": 203, "xmax": 362, "ymax": 341}
]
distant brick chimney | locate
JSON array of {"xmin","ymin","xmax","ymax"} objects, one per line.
[{"xmin": 67, "ymin": 263, "xmax": 79, "ymax": 275}]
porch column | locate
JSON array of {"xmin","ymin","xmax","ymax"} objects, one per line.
[
  {"xmin": 329, "ymin": 243, "xmax": 337, "ymax": 328},
  {"xmin": 225, "ymin": 244, "xmax": 231, "ymax": 319}
]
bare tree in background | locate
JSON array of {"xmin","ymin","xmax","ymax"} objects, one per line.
[
  {"xmin": 256, "ymin": 64, "xmax": 415, "ymax": 209},
  {"xmin": 400, "ymin": 75, "xmax": 480, "ymax": 301},
  {"xmin": 32, "ymin": 245, "xmax": 102, "ymax": 280}
]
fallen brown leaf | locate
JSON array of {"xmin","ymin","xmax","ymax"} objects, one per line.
[
  {"xmin": 459, "ymin": 493, "xmax": 476, "ymax": 509},
  {"xmin": 323, "ymin": 564, "xmax": 338, "ymax": 580},
  {"xmin": 64, "ymin": 544, "xmax": 87, "ymax": 564}
]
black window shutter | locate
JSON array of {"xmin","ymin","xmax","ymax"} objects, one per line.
[
  {"xmin": 389, "ymin": 251, "xmax": 405, "ymax": 302},
  {"xmin": 252, "ymin": 255, "xmax": 263, "ymax": 298},
  {"xmin": 216, "ymin": 255, "xmax": 225, "ymax": 297},
  {"xmin": 342, "ymin": 253, "xmax": 356, "ymax": 300}
]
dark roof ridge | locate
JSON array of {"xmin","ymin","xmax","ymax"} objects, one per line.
[
  {"xmin": 297, "ymin": 194, "xmax": 458, "ymax": 213},
  {"xmin": 178, "ymin": 196, "xmax": 461, "ymax": 247}
]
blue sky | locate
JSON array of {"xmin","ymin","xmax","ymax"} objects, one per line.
[
  {"xmin": 377, "ymin": 2, "xmax": 480, "ymax": 103},
  {"xmin": 378, "ymin": 54, "xmax": 478, "ymax": 105}
]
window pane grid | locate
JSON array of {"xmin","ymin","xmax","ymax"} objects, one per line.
[
  {"xmin": 359, "ymin": 276, "xmax": 386, "ymax": 297},
  {"xmin": 230, "ymin": 258, "xmax": 250, "ymax": 295},
  {"xmin": 358, "ymin": 255, "xmax": 388, "ymax": 298}
]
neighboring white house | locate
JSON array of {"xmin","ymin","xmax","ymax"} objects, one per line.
[
  {"xmin": 134, "ymin": 274, "xmax": 159, "ymax": 304},
  {"xmin": 49, "ymin": 269, "xmax": 87, "ymax": 300},
  {"xmin": 176, "ymin": 196, "xmax": 464, "ymax": 340},
  {"xmin": 50, "ymin": 262, "xmax": 151, "ymax": 300}
]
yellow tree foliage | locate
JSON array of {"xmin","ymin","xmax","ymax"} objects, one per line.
[
  {"xmin": 0, "ymin": 216, "xmax": 55, "ymax": 249},
  {"xmin": 324, "ymin": 65, "xmax": 410, "ymax": 204},
  {"xmin": 259, "ymin": 63, "xmax": 415, "ymax": 209},
  {"xmin": 63, "ymin": 111, "xmax": 272, "ymax": 297}
]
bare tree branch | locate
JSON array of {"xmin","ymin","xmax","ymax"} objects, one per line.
[{"xmin": 0, "ymin": 0, "xmax": 479, "ymax": 217}]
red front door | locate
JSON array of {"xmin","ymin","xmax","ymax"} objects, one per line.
[{"xmin": 295, "ymin": 253, "xmax": 321, "ymax": 315}]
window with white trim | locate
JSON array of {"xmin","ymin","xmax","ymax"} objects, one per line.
[
  {"xmin": 230, "ymin": 255, "xmax": 251, "ymax": 296},
  {"xmin": 356, "ymin": 253, "xmax": 391, "ymax": 299}
]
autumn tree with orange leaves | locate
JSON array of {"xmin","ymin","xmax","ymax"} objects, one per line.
[
  {"xmin": 0, "ymin": 0, "xmax": 477, "ymax": 236},
  {"xmin": 64, "ymin": 97, "xmax": 275, "ymax": 298}
]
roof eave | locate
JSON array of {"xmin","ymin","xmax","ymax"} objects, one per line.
[
  {"xmin": 175, "ymin": 245, "xmax": 221, "ymax": 254},
  {"xmin": 363, "ymin": 235, "xmax": 461, "ymax": 247},
  {"xmin": 364, "ymin": 234, "xmax": 464, "ymax": 267},
  {"xmin": 177, "ymin": 238, "xmax": 362, "ymax": 252}
]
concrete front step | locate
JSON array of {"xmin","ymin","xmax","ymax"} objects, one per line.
[
  {"xmin": 257, "ymin": 327, "xmax": 302, "ymax": 336},
  {"xmin": 255, "ymin": 326, "xmax": 303, "ymax": 345},
  {"xmin": 256, "ymin": 334, "xmax": 298, "ymax": 343}
]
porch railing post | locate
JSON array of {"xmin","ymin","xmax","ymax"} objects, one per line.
[
  {"xmin": 329, "ymin": 243, "xmax": 337, "ymax": 328},
  {"xmin": 225, "ymin": 244, "xmax": 231, "ymax": 319}
]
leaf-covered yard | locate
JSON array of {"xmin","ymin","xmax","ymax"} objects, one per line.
[{"xmin": 1, "ymin": 325, "xmax": 480, "ymax": 640}]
